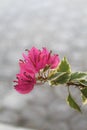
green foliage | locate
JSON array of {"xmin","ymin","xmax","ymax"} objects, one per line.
[
  {"xmin": 66, "ymin": 93, "xmax": 81, "ymax": 112},
  {"xmin": 57, "ymin": 57, "xmax": 71, "ymax": 73},
  {"xmin": 81, "ymin": 94, "xmax": 87, "ymax": 105},
  {"xmin": 81, "ymin": 88, "xmax": 87, "ymax": 105},
  {"xmin": 70, "ymin": 72, "xmax": 87, "ymax": 81},
  {"xmin": 50, "ymin": 72, "xmax": 70, "ymax": 85},
  {"xmin": 49, "ymin": 57, "xmax": 71, "ymax": 86},
  {"xmin": 80, "ymin": 88, "xmax": 87, "ymax": 98},
  {"xmin": 79, "ymin": 80, "xmax": 87, "ymax": 87},
  {"xmin": 48, "ymin": 72, "xmax": 62, "ymax": 80},
  {"xmin": 48, "ymin": 57, "xmax": 87, "ymax": 112}
]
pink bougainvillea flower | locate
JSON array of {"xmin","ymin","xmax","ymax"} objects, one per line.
[
  {"xmin": 14, "ymin": 60, "xmax": 36, "ymax": 94},
  {"xmin": 14, "ymin": 74, "xmax": 36, "ymax": 94},
  {"xmin": 41, "ymin": 47, "xmax": 60, "ymax": 69},
  {"xmin": 19, "ymin": 60, "xmax": 35, "ymax": 77},
  {"xmin": 14, "ymin": 47, "xmax": 60, "ymax": 94},
  {"xmin": 23, "ymin": 47, "xmax": 60, "ymax": 72}
]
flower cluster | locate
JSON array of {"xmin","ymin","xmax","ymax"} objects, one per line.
[
  {"xmin": 14, "ymin": 47, "xmax": 60, "ymax": 94},
  {"xmin": 14, "ymin": 47, "xmax": 87, "ymax": 112}
]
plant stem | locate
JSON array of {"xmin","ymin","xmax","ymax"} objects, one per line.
[{"xmin": 67, "ymin": 82, "xmax": 85, "ymax": 88}]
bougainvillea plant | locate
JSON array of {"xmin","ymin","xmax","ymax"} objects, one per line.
[{"xmin": 14, "ymin": 47, "xmax": 87, "ymax": 112}]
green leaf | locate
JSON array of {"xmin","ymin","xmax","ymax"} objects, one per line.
[
  {"xmin": 80, "ymin": 88, "xmax": 87, "ymax": 98},
  {"xmin": 49, "ymin": 57, "xmax": 71, "ymax": 86},
  {"xmin": 50, "ymin": 72, "xmax": 70, "ymax": 85},
  {"xmin": 57, "ymin": 57, "xmax": 71, "ymax": 73},
  {"xmin": 81, "ymin": 94, "xmax": 87, "ymax": 105},
  {"xmin": 81, "ymin": 88, "xmax": 87, "ymax": 105},
  {"xmin": 70, "ymin": 72, "xmax": 87, "ymax": 81},
  {"xmin": 66, "ymin": 93, "xmax": 81, "ymax": 112},
  {"xmin": 79, "ymin": 80, "xmax": 87, "ymax": 87},
  {"xmin": 48, "ymin": 72, "xmax": 63, "ymax": 80}
]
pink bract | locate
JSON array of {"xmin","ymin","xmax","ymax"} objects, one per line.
[
  {"xmin": 14, "ymin": 60, "xmax": 36, "ymax": 94},
  {"xmin": 14, "ymin": 47, "xmax": 60, "ymax": 94},
  {"xmin": 23, "ymin": 47, "xmax": 60, "ymax": 72},
  {"xmin": 14, "ymin": 72, "xmax": 36, "ymax": 94}
]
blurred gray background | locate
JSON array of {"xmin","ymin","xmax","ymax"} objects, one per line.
[{"xmin": 0, "ymin": 0, "xmax": 87, "ymax": 130}]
